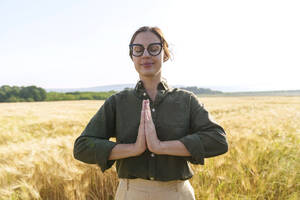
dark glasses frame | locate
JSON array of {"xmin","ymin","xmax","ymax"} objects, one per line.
[{"xmin": 129, "ymin": 42, "xmax": 163, "ymax": 57}]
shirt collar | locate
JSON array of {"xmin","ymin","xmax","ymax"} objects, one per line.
[{"xmin": 134, "ymin": 79, "xmax": 172, "ymax": 98}]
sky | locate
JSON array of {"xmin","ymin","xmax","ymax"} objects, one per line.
[{"xmin": 0, "ymin": 0, "xmax": 299, "ymax": 92}]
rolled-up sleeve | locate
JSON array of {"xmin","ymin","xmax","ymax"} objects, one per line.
[
  {"xmin": 73, "ymin": 95, "xmax": 117, "ymax": 172},
  {"xmin": 179, "ymin": 93, "xmax": 228, "ymax": 165}
]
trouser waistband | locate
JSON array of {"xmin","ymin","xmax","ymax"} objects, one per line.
[{"xmin": 120, "ymin": 178, "xmax": 185, "ymax": 192}]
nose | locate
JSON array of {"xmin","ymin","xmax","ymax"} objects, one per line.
[{"xmin": 142, "ymin": 48, "xmax": 150, "ymax": 57}]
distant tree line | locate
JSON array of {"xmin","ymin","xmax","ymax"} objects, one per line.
[
  {"xmin": 0, "ymin": 85, "xmax": 116, "ymax": 102},
  {"xmin": 179, "ymin": 86, "xmax": 223, "ymax": 95},
  {"xmin": 0, "ymin": 85, "xmax": 225, "ymax": 103},
  {"xmin": 46, "ymin": 91, "xmax": 116, "ymax": 101},
  {"xmin": 0, "ymin": 85, "xmax": 47, "ymax": 102}
]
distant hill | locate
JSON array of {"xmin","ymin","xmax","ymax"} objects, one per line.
[
  {"xmin": 46, "ymin": 84, "xmax": 135, "ymax": 93},
  {"xmin": 223, "ymin": 90, "xmax": 300, "ymax": 96},
  {"xmin": 46, "ymin": 84, "xmax": 300, "ymax": 96}
]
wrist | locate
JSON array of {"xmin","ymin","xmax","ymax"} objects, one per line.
[
  {"xmin": 153, "ymin": 141, "xmax": 165, "ymax": 155},
  {"xmin": 133, "ymin": 143, "xmax": 146, "ymax": 156}
]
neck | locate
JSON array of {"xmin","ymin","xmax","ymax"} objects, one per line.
[{"xmin": 139, "ymin": 74, "xmax": 162, "ymax": 92}]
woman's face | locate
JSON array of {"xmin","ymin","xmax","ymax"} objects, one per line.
[{"xmin": 131, "ymin": 31, "xmax": 164, "ymax": 79}]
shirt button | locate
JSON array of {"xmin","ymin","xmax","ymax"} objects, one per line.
[
  {"xmin": 150, "ymin": 153, "xmax": 155, "ymax": 157},
  {"xmin": 150, "ymin": 177, "xmax": 154, "ymax": 180},
  {"xmin": 152, "ymin": 108, "xmax": 155, "ymax": 112}
]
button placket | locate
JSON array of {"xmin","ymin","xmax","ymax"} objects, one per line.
[{"xmin": 148, "ymin": 151, "xmax": 156, "ymax": 181}]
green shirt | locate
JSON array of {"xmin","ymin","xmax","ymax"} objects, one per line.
[{"xmin": 73, "ymin": 80, "xmax": 228, "ymax": 181}]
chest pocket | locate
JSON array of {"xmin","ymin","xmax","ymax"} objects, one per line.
[
  {"xmin": 156, "ymin": 99, "xmax": 190, "ymax": 140},
  {"xmin": 158, "ymin": 100, "xmax": 189, "ymax": 128}
]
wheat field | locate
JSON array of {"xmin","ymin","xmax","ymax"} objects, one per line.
[{"xmin": 0, "ymin": 97, "xmax": 299, "ymax": 200}]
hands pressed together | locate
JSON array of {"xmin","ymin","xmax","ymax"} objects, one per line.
[
  {"xmin": 135, "ymin": 99, "xmax": 162, "ymax": 155},
  {"xmin": 109, "ymin": 99, "xmax": 191, "ymax": 160}
]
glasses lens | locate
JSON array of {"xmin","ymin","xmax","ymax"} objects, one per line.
[
  {"xmin": 130, "ymin": 43, "xmax": 162, "ymax": 57},
  {"xmin": 148, "ymin": 43, "xmax": 162, "ymax": 56},
  {"xmin": 132, "ymin": 45, "xmax": 144, "ymax": 56}
]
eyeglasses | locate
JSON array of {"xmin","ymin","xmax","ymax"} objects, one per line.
[{"xmin": 129, "ymin": 43, "xmax": 162, "ymax": 57}]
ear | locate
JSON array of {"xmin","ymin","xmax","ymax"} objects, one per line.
[
  {"xmin": 161, "ymin": 50, "xmax": 166, "ymax": 63},
  {"xmin": 163, "ymin": 50, "xmax": 169, "ymax": 62}
]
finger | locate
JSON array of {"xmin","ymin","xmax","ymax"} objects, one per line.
[
  {"xmin": 145, "ymin": 112, "xmax": 153, "ymax": 131},
  {"xmin": 144, "ymin": 100, "xmax": 150, "ymax": 121},
  {"xmin": 140, "ymin": 100, "xmax": 145, "ymax": 125},
  {"xmin": 146, "ymin": 100, "xmax": 152, "ymax": 122},
  {"xmin": 145, "ymin": 108, "xmax": 150, "ymax": 122},
  {"xmin": 145, "ymin": 101, "xmax": 151, "ymax": 131},
  {"xmin": 143, "ymin": 100, "xmax": 146, "ymax": 126},
  {"xmin": 144, "ymin": 99, "xmax": 147, "ymax": 112},
  {"xmin": 144, "ymin": 100, "xmax": 148, "ymax": 121}
]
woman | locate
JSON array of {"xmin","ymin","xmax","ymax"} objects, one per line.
[{"xmin": 73, "ymin": 26, "xmax": 228, "ymax": 200}]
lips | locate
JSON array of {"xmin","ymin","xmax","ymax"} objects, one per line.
[{"xmin": 141, "ymin": 62, "xmax": 154, "ymax": 67}]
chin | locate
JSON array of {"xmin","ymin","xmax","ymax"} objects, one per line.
[{"xmin": 140, "ymin": 73, "xmax": 155, "ymax": 77}]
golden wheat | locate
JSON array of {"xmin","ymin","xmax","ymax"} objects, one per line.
[{"xmin": 0, "ymin": 97, "xmax": 299, "ymax": 200}]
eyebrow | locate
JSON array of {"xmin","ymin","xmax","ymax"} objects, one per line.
[{"xmin": 130, "ymin": 42, "xmax": 161, "ymax": 46}]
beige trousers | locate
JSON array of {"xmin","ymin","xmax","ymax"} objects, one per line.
[{"xmin": 114, "ymin": 178, "xmax": 196, "ymax": 200}]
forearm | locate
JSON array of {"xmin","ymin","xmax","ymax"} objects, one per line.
[
  {"xmin": 156, "ymin": 140, "xmax": 191, "ymax": 156},
  {"xmin": 108, "ymin": 143, "xmax": 141, "ymax": 160}
]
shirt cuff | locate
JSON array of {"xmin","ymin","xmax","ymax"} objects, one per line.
[
  {"xmin": 179, "ymin": 134, "xmax": 205, "ymax": 165},
  {"xmin": 95, "ymin": 140, "xmax": 117, "ymax": 172}
]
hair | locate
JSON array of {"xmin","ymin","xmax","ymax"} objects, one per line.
[{"xmin": 129, "ymin": 26, "xmax": 171, "ymax": 62}]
